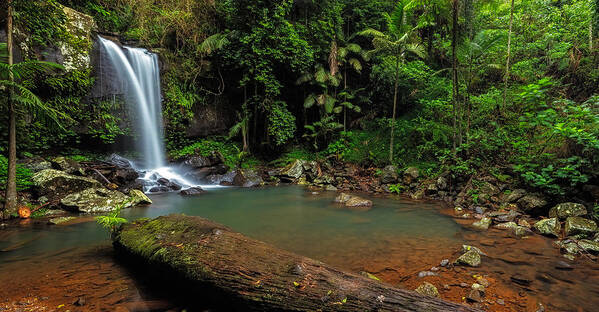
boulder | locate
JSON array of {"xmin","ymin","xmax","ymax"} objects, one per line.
[
  {"xmin": 533, "ymin": 218, "xmax": 561, "ymax": 237},
  {"xmin": 403, "ymin": 167, "xmax": 420, "ymax": 184},
  {"xmin": 60, "ymin": 187, "xmax": 134, "ymax": 213},
  {"xmin": 182, "ymin": 152, "xmax": 224, "ymax": 169},
  {"xmin": 517, "ymin": 193, "xmax": 548, "ymax": 213},
  {"xmin": 25, "ymin": 160, "xmax": 52, "ymax": 172},
  {"xmin": 33, "ymin": 169, "xmax": 102, "ymax": 201},
  {"xmin": 479, "ymin": 182, "xmax": 500, "ymax": 196},
  {"xmin": 207, "ymin": 171, "xmax": 237, "ymax": 185},
  {"xmin": 472, "ymin": 218, "xmax": 492, "ymax": 231},
  {"xmin": 505, "ymin": 189, "xmax": 526, "ymax": 203},
  {"xmin": 109, "ymin": 154, "xmax": 132, "ymax": 168},
  {"xmin": 334, "ymin": 193, "xmax": 373, "ymax": 208},
  {"xmin": 129, "ymin": 189, "xmax": 152, "ymax": 205},
  {"xmin": 456, "ymin": 250, "xmax": 481, "ymax": 267},
  {"xmin": 549, "ymin": 203, "xmax": 587, "ymax": 220},
  {"xmin": 436, "ymin": 176, "xmax": 448, "ymax": 190},
  {"xmin": 48, "ymin": 216, "xmax": 76, "ymax": 225},
  {"xmin": 564, "ymin": 217, "xmax": 597, "ymax": 237},
  {"xmin": 380, "ymin": 165, "xmax": 399, "ymax": 184},
  {"xmin": 462, "ymin": 245, "xmax": 486, "ymax": 256},
  {"xmin": 415, "ymin": 282, "xmax": 439, "ymax": 297},
  {"xmin": 233, "ymin": 169, "xmax": 263, "ymax": 187},
  {"xmin": 179, "ymin": 187, "xmax": 206, "ymax": 196},
  {"xmin": 278, "ymin": 159, "xmax": 306, "ymax": 180},
  {"xmin": 51, "ymin": 157, "xmax": 83, "ymax": 175},
  {"xmin": 494, "ymin": 221, "xmax": 518, "ymax": 231},
  {"xmin": 512, "ymin": 225, "xmax": 533, "ymax": 238},
  {"xmin": 578, "ymin": 239, "xmax": 599, "ymax": 253}
]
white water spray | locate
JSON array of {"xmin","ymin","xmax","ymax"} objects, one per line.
[{"xmin": 98, "ymin": 36, "xmax": 198, "ymax": 191}]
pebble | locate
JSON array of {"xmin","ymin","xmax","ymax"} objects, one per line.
[
  {"xmin": 440, "ymin": 259, "xmax": 449, "ymax": 267},
  {"xmin": 496, "ymin": 299, "xmax": 505, "ymax": 305},
  {"xmin": 476, "ymin": 277, "xmax": 490, "ymax": 287},
  {"xmin": 554, "ymin": 260, "xmax": 573, "ymax": 270},
  {"xmin": 460, "ymin": 282, "xmax": 469, "ymax": 288},
  {"xmin": 418, "ymin": 271, "xmax": 438, "ymax": 278},
  {"xmin": 430, "ymin": 267, "xmax": 439, "ymax": 272},
  {"xmin": 467, "ymin": 289, "xmax": 483, "ymax": 302}
]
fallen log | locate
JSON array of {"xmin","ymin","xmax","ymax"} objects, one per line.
[{"xmin": 113, "ymin": 214, "xmax": 481, "ymax": 312}]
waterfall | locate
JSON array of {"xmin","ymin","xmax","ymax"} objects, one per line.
[{"xmin": 97, "ymin": 36, "xmax": 198, "ymax": 192}]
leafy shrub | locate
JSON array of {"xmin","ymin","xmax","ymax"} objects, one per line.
[
  {"xmin": 169, "ymin": 138, "xmax": 241, "ymax": 169},
  {"xmin": 0, "ymin": 155, "xmax": 34, "ymax": 192}
]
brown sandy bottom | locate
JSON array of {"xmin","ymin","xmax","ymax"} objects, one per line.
[{"xmin": 1, "ymin": 220, "xmax": 598, "ymax": 312}]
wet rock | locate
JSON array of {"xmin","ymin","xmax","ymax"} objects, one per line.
[
  {"xmin": 418, "ymin": 271, "xmax": 438, "ymax": 278},
  {"xmin": 456, "ymin": 250, "xmax": 481, "ymax": 267},
  {"xmin": 479, "ymin": 181, "xmax": 500, "ymax": 196},
  {"xmin": 436, "ymin": 176, "xmax": 448, "ymax": 190},
  {"xmin": 492, "ymin": 210, "xmax": 520, "ymax": 223},
  {"xmin": 440, "ymin": 259, "xmax": 450, "ymax": 267},
  {"xmin": 109, "ymin": 154, "xmax": 132, "ymax": 168},
  {"xmin": 403, "ymin": 167, "xmax": 419, "ymax": 184},
  {"xmin": 549, "ymin": 203, "xmax": 587, "ymax": 220},
  {"xmin": 471, "ymin": 283, "xmax": 485, "ymax": 293},
  {"xmin": 207, "ymin": 170, "xmax": 237, "ymax": 185},
  {"xmin": 149, "ymin": 186, "xmax": 170, "ymax": 193},
  {"xmin": 564, "ymin": 217, "xmax": 597, "ymax": 237},
  {"xmin": 510, "ymin": 274, "xmax": 532, "ymax": 286},
  {"xmin": 129, "ymin": 189, "xmax": 152, "ymax": 205},
  {"xmin": 472, "ymin": 217, "xmax": 492, "ymax": 231},
  {"xmin": 414, "ymin": 282, "xmax": 439, "ymax": 297},
  {"xmin": 167, "ymin": 181, "xmax": 182, "ymax": 191},
  {"xmin": 360, "ymin": 271, "xmax": 380, "ymax": 281},
  {"xmin": 554, "ymin": 240, "xmax": 581, "ymax": 254},
  {"xmin": 517, "ymin": 193, "xmax": 548, "ymax": 213},
  {"xmin": 48, "ymin": 216, "xmax": 76, "ymax": 225},
  {"xmin": 51, "ymin": 156, "xmax": 83, "ymax": 175},
  {"xmin": 496, "ymin": 299, "xmax": 505, "ymax": 305},
  {"xmin": 467, "ymin": 289, "xmax": 483, "ymax": 302},
  {"xmin": 518, "ymin": 219, "xmax": 531, "ymax": 228},
  {"xmin": 474, "ymin": 206, "xmax": 486, "ymax": 215},
  {"xmin": 533, "ymin": 218, "xmax": 561, "ymax": 237},
  {"xmin": 512, "ymin": 225, "xmax": 533, "ymax": 238},
  {"xmin": 233, "ymin": 169, "xmax": 264, "ymax": 187},
  {"xmin": 505, "ymin": 189, "xmax": 526, "ymax": 203},
  {"xmin": 179, "ymin": 187, "xmax": 205, "ymax": 196},
  {"xmin": 462, "ymin": 245, "xmax": 486, "ymax": 256},
  {"xmin": 325, "ymin": 185, "xmax": 337, "ymax": 191},
  {"xmin": 554, "ymin": 260, "xmax": 574, "ymax": 270},
  {"xmin": 33, "ymin": 169, "xmax": 102, "ymax": 201},
  {"xmin": 60, "ymin": 187, "xmax": 133, "ymax": 213},
  {"xmin": 425, "ymin": 183, "xmax": 438, "ymax": 195},
  {"xmin": 157, "ymin": 178, "xmax": 170, "ymax": 185},
  {"xmin": 334, "ymin": 193, "xmax": 372, "ymax": 208},
  {"xmin": 380, "ymin": 165, "xmax": 399, "ymax": 184},
  {"xmin": 578, "ymin": 239, "xmax": 599, "ymax": 253},
  {"xmin": 25, "ymin": 160, "xmax": 52, "ymax": 172},
  {"xmin": 74, "ymin": 297, "xmax": 86, "ymax": 306}
]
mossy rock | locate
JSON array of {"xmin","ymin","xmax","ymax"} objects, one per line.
[
  {"xmin": 456, "ymin": 250, "xmax": 481, "ymax": 267},
  {"xmin": 33, "ymin": 169, "xmax": 101, "ymax": 201},
  {"xmin": 533, "ymin": 218, "xmax": 561, "ymax": 237},
  {"xmin": 564, "ymin": 217, "xmax": 597, "ymax": 237},
  {"xmin": 549, "ymin": 203, "xmax": 587, "ymax": 220}
]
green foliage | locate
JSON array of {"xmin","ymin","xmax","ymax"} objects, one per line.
[
  {"xmin": 95, "ymin": 199, "xmax": 129, "ymax": 233},
  {"xmin": 0, "ymin": 155, "xmax": 33, "ymax": 192},
  {"xmin": 388, "ymin": 183, "xmax": 405, "ymax": 194},
  {"xmin": 13, "ymin": 0, "xmax": 67, "ymax": 49},
  {"xmin": 269, "ymin": 148, "xmax": 316, "ymax": 167},
  {"xmin": 169, "ymin": 139, "xmax": 241, "ymax": 169}
]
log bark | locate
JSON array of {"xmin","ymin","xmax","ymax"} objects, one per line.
[{"xmin": 113, "ymin": 214, "xmax": 481, "ymax": 312}]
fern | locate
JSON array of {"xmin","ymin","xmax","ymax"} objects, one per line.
[{"xmin": 95, "ymin": 199, "xmax": 130, "ymax": 232}]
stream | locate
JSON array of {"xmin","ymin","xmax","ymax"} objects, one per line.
[{"xmin": 0, "ymin": 186, "xmax": 598, "ymax": 311}]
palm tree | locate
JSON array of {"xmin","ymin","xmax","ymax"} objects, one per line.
[
  {"xmin": 360, "ymin": 0, "xmax": 425, "ymax": 163},
  {"xmin": 335, "ymin": 34, "xmax": 365, "ymax": 131},
  {"xmin": 1, "ymin": 26, "xmax": 64, "ymax": 218}
]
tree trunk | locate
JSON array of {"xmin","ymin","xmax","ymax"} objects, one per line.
[
  {"xmin": 4, "ymin": 0, "xmax": 17, "ymax": 219},
  {"xmin": 113, "ymin": 215, "xmax": 481, "ymax": 312},
  {"xmin": 389, "ymin": 56, "xmax": 400, "ymax": 164},
  {"xmin": 343, "ymin": 67, "xmax": 347, "ymax": 132},
  {"xmin": 502, "ymin": 0, "xmax": 515, "ymax": 112},
  {"xmin": 451, "ymin": 0, "xmax": 459, "ymax": 156}
]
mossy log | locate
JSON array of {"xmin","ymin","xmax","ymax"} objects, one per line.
[{"xmin": 113, "ymin": 214, "xmax": 480, "ymax": 312}]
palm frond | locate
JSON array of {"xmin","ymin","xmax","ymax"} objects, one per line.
[
  {"xmin": 348, "ymin": 58, "xmax": 362, "ymax": 72},
  {"xmin": 199, "ymin": 33, "xmax": 229, "ymax": 55},
  {"xmin": 405, "ymin": 43, "xmax": 426, "ymax": 59}
]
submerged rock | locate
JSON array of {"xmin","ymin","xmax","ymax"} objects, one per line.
[
  {"xmin": 414, "ymin": 282, "xmax": 439, "ymax": 297},
  {"xmin": 533, "ymin": 218, "xmax": 561, "ymax": 237},
  {"xmin": 334, "ymin": 193, "xmax": 372, "ymax": 208},
  {"xmin": 456, "ymin": 250, "xmax": 481, "ymax": 267},
  {"xmin": 33, "ymin": 169, "xmax": 102, "ymax": 201},
  {"xmin": 48, "ymin": 216, "xmax": 76, "ymax": 225},
  {"xmin": 549, "ymin": 203, "xmax": 587, "ymax": 220},
  {"xmin": 564, "ymin": 217, "xmax": 597, "ymax": 237},
  {"xmin": 60, "ymin": 187, "xmax": 134, "ymax": 213},
  {"xmin": 180, "ymin": 187, "xmax": 206, "ymax": 196}
]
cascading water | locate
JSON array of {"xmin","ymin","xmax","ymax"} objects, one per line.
[{"xmin": 97, "ymin": 36, "xmax": 196, "ymax": 192}]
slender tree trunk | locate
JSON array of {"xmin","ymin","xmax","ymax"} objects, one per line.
[
  {"xmin": 4, "ymin": 0, "xmax": 17, "ymax": 219},
  {"xmin": 590, "ymin": 12, "xmax": 594, "ymax": 51},
  {"xmin": 502, "ymin": 0, "xmax": 515, "ymax": 112},
  {"xmin": 451, "ymin": 0, "xmax": 459, "ymax": 156},
  {"xmin": 389, "ymin": 56, "xmax": 400, "ymax": 164},
  {"xmin": 343, "ymin": 67, "xmax": 347, "ymax": 132}
]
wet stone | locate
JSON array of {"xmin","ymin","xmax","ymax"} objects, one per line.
[
  {"xmin": 456, "ymin": 250, "xmax": 481, "ymax": 267},
  {"xmin": 549, "ymin": 202, "xmax": 587, "ymax": 220},
  {"xmin": 414, "ymin": 282, "xmax": 439, "ymax": 297},
  {"xmin": 564, "ymin": 217, "xmax": 597, "ymax": 237}
]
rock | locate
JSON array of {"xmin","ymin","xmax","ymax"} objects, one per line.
[
  {"xmin": 517, "ymin": 193, "xmax": 547, "ymax": 213},
  {"xmin": 554, "ymin": 240, "xmax": 581, "ymax": 254},
  {"xmin": 380, "ymin": 165, "xmax": 399, "ymax": 184},
  {"xmin": 129, "ymin": 189, "xmax": 152, "ymax": 205},
  {"xmin": 505, "ymin": 189, "xmax": 526, "ymax": 203},
  {"xmin": 51, "ymin": 157, "xmax": 83, "ymax": 175},
  {"xmin": 425, "ymin": 183, "xmax": 438, "ymax": 195},
  {"xmin": 578, "ymin": 239, "xmax": 599, "ymax": 253},
  {"xmin": 496, "ymin": 299, "xmax": 505, "ymax": 305},
  {"xmin": 278, "ymin": 159, "xmax": 306, "ymax": 180},
  {"xmin": 512, "ymin": 225, "xmax": 533, "ymax": 238},
  {"xmin": 180, "ymin": 187, "xmax": 206, "ymax": 196},
  {"xmin": 148, "ymin": 186, "xmax": 169, "ymax": 193},
  {"xmin": 510, "ymin": 274, "xmax": 532, "ymax": 286},
  {"xmin": 167, "ymin": 181, "xmax": 182, "ymax": 191},
  {"xmin": 494, "ymin": 221, "xmax": 518, "ymax": 230},
  {"xmin": 403, "ymin": 167, "xmax": 420, "ymax": 184},
  {"xmin": 549, "ymin": 203, "xmax": 587, "ymax": 220},
  {"xmin": 554, "ymin": 260, "xmax": 573, "ymax": 270},
  {"xmin": 436, "ymin": 176, "xmax": 448, "ymax": 190},
  {"xmin": 476, "ymin": 277, "xmax": 490, "ymax": 287},
  {"xmin": 492, "ymin": 210, "xmax": 520, "ymax": 223},
  {"xmin": 48, "ymin": 216, "xmax": 76, "ymax": 225},
  {"xmin": 479, "ymin": 181, "xmax": 500, "ymax": 196},
  {"xmin": 440, "ymin": 259, "xmax": 449, "ymax": 267},
  {"xmin": 462, "ymin": 245, "xmax": 486, "ymax": 256},
  {"xmin": 533, "ymin": 218, "xmax": 561, "ymax": 237},
  {"xmin": 109, "ymin": 154, "xmax": 132, "ymax": 168},
  {"xmin": 471, "ymin": 283, "xmax": 485, "ymax": 293},
  {"xmin": 360, "ymin": 272, "xmax": 380, "ymax": 281},
  {"xmin": 466, "ymin": 289, "xmax": 483, "ymax": 302},
  {"xmin": 207, "ymin": 170, "xmax": 237, "ymax": 185},
  {"xmin": 157, "ymin": 178, "xmax": 170, "ymax": 186},
  {"xmin": 456, "ymin": 250, "xmax": 481, "ymax": 267},
  {"xmin": 25, "ymin": 160, "xmax": 52, "ymax": 172},
  {"xmin": 233, "ymin": 169, "xmax": 263, "ymax": 187},
  {"xmin": 60, "ymin": 187, "xmax": 133, "ymax": 213},
  {"xmin": 472, "ymin": 217, "xmax": 492, "ymax": 231},
  {"xmin": 474, "ymin": 206, "xmax": 486, "ymax": 214},
  {"xmin": 334, "ymin": 193, "xmax": 372, "ymax": 208},
  {"xmin": 414, "ymin": 282, "xmax": 439, "ymax": 297},
  {"xmin": 325, "ymin": 185, "xmax": 337, "ymax": 191},
  {"xmin": 33, "ymin": 169, "xmax": 102, "ymax": 201},
  {"xmin": 563, "ymin": 253, "xmax": 576, "ymax": 260},
  {"xmin": 564, "ymin": 217, "xmax": 597, "ymax": 237},
  {"xmin": 418, "ymin": 271, "xmax": 438, "ymax": 278}
]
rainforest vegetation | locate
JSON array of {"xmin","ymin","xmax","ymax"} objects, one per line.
[{"xmin": 1, "ymin": 0, "xmax": 599, "ymax": 215}]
